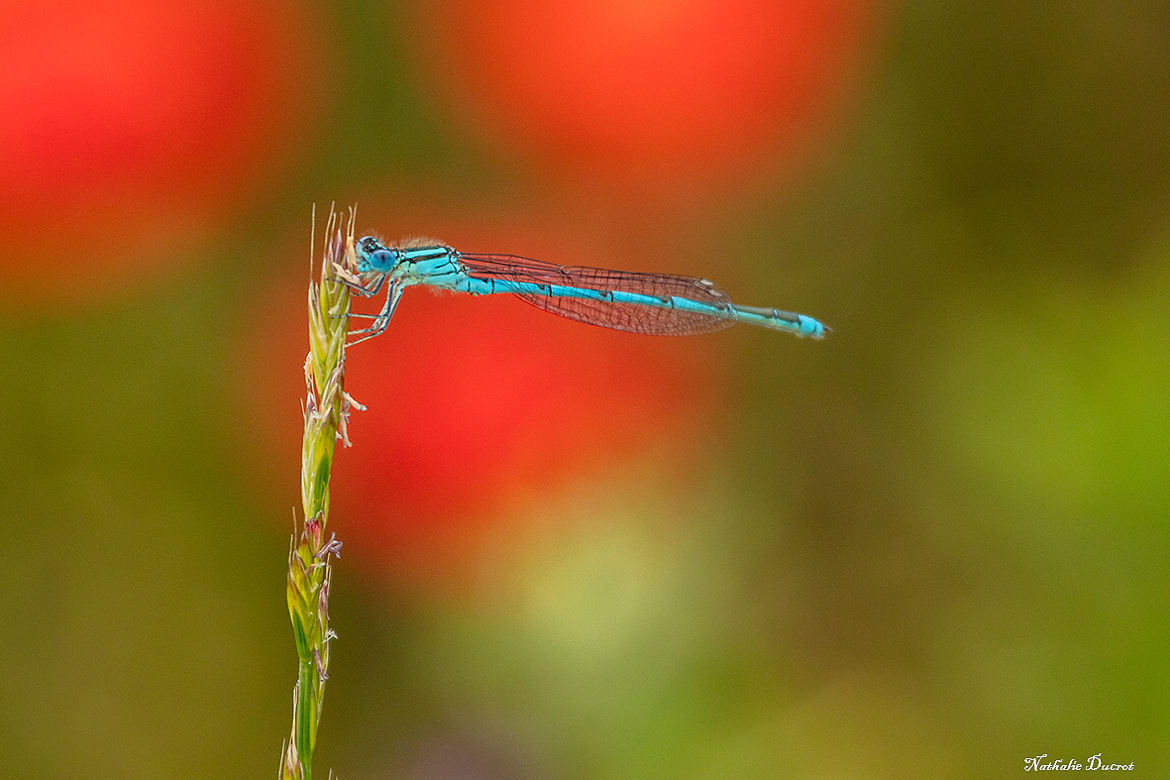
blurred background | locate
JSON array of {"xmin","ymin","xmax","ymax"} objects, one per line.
[{"xmin": 3, "ymin": 0, "xmax": 1168, "ymax": 776}]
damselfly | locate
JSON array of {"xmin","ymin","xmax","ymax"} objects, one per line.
[{"xmin": 344, "ymin": 236, "xmax": 830, "ymax": 343}]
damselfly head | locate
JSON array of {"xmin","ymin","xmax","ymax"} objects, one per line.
[{"xmin": 356, "ymin": 235, "xmax": 400, "ymax": 273}]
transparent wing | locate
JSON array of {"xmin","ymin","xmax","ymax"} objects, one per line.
[{"xmin": 457, "ymin": 253, "xmax": 735, "ymax": 335}]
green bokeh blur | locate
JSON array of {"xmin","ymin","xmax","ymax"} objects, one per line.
[{"xmin": 4, "ymin": 2, "xmax": 1168, "ymax": 777}]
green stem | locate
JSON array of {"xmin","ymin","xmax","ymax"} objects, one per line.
[
  {"xmin": 281, "ymin": 205, "xmax": 358, "ymax": 780},
  {"xmin": 297, "ymin": 658, "xmax": 315, "ymax": 776}
]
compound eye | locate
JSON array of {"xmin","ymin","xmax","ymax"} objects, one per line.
[{"xmin": 358, "ymin": 236, "xmax": 383, "ymax": 254}]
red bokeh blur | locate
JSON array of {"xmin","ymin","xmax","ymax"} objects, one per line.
[
  {"xmin": 0, "ymin": 0, "xmax": 322, "ymax": 303},
  {"xmin": 418, "ymin": 0, "xmax": 882, "ymax": 199},
  {"xmin": 246, "ymin": 203, "xmax": 725, "ymax": 586}
]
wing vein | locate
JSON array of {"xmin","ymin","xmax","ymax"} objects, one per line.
[{"xmin": 457, "ymin": 253, "xmax": 734, "ymax": 335}]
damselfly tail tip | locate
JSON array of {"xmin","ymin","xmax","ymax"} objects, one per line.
[{"xmin": 797, "ymin": 315, "xmax": 830, "ymax": 339}]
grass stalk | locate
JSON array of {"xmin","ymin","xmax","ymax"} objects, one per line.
[{"xmin": 280, "ymin": 205, "xmax": 362, "ymax": 780}]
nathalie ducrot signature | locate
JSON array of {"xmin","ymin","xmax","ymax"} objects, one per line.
[{"xmin": 1025, "ymin": 754, "xmax": 1134, "ymax": 771}]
